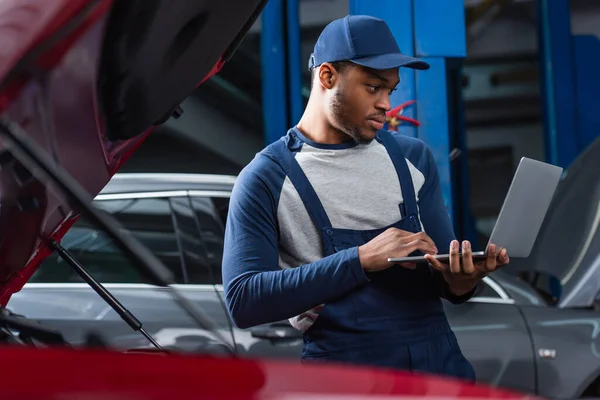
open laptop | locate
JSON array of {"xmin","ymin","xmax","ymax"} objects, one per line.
[{"xmin": 388, "ymin": 157, "xmax": 564, "ymax": 264}]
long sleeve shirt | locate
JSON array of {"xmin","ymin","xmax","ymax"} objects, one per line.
[{"xmin": 222, "ymin": 129, "xmax": 474, "ymax": 329}]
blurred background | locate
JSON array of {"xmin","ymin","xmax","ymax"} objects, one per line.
[{"xmin": 118, "ymin": 0, "xmax": 599, "ymax": 249}]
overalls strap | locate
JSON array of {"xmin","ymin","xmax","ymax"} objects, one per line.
[
  {"xmin": 376, "ymin": 130, "xmax": 419, "ymax": 218},
  {"xmin": 264, "ymin": 134, "xmax": 333, "ymax": 229}
]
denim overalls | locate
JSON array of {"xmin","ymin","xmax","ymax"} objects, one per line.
[{"xmin": 267, "ymin": 128, "xmax": 475, "ymax": 381}]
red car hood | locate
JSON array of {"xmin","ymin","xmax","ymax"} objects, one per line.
[
  {"xmin": 0, "ymin": 0, "xmax": 266, "ymax": 306},
  {"xmin": 2, "ymin": 347, "xmax": 539, "ymax": 399}
]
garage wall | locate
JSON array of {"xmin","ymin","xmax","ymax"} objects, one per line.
[{"xmin": 467, "ymin": 125, "xmax": 545, "ymax": 169}]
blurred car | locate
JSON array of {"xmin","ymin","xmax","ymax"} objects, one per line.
[
  {"xmin": 7, "ymin": 145, "xmax": 600, "ymax": 400},
  {"xmin": 3, "ymin": 346, "xmax": 538, "ymax": 400}
]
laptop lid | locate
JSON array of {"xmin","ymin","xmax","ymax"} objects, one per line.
[{"xmin": 485, "ymin": 157, "xmax": 563, "ymax": 258}]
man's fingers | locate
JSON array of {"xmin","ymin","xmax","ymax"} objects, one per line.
[
  {"xmin": 498, "ymin": 248, "xmax": 510, "ymax": 265},
  {"xmin": 405, "ymin": 239, "xmax": 437, "ymax": 256},
  {"xmin": 461, "ymin": 240, "xmax": 475, "ymax": 275},
  {"xmin": 485, "ymin": 244, "xmax": 498, "ymax": 272},
  {"xmin": 449, "ymin": 240, "xmax": 461, "ymax": 274},
  {"xmin": 392, "ymin": 228, "xmax": 413, "ymax": 237},
  {"xmin": 425, "ymin": 254, "xmax": 447, "ymax": 273},
  {"xmin": 406, "ymin": 232, "xmax": 438, "ymax": 254}
]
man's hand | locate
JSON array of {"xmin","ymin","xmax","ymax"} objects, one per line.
[
  {"xmin": 358, "ymin": 228, "xmax": 438, "ymax": 272},
  {"xmin": 425, "ymin": 240, "xmax": 510, "ymax": 296}
]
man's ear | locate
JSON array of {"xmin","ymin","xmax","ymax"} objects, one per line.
[{"xmin": 318, "ymin": 63, "xmax": 337, "ymax": 89}]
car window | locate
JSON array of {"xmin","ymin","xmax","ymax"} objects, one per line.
[
  {"xmin": 31, "ymin": 198, "xmax": 186, "ymax": 284},
  {"xmin": 188, "ymin": 196, "xmax": 227, "ymax": 285},
  {"xmin": 169, "ymin": 197, "xmax": 214, "ymax": 284}
]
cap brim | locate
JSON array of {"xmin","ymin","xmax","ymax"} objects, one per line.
[{"xmin": 350, "ymin": 53, "xmax": 430, "ymax": 71}]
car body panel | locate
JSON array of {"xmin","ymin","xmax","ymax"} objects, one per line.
[
  {"xmin": 443, "ymin": 301, "xmax": 536, "ymax": 395},
  {"xmin": 99, "ymin": 173, "xmax": 238, "ymax": 195},
  {"xmin": 0, "ymin": 346, "xmax": 538, "ymax": 399},
  {"xmin": 519, "ymin": 305, "xmax": 600, "ymax": 399},
  {"xmin": 214, "ymin": 285, "xmax": 305, "ymax": 360}
]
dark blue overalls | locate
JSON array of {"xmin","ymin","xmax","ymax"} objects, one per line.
[{"xmin": 268, "ymin": 128, "xmax": 475, "ymax": 381}]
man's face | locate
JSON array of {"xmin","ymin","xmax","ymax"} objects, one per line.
[{"xmin": 326, "ymin": 64, "xmax": 400, "ymax": 144}]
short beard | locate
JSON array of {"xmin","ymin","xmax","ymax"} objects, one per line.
[{"xmin": 330, "ymin": 88, "xmax": 373, "ymax": 145}]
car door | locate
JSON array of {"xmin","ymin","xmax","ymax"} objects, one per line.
[
  {"xmin": 443, "ymin": 276, "xmax": 536, "ymax": 394},
  {"xmin": 8, "ymin": 194, "xmax": 234, "ymax": 354},
  {"xmin": 188, "ymin": 192, "xmax": 304, "ymax": 360}
]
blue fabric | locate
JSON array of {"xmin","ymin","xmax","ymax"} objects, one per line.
[
  {"xmin": 308, "ymin": 15, "xmax": 430, "ymax": 71},
  {"xmin": 301, "ymin": 326, "xmax": 475, "ymax": 381}
]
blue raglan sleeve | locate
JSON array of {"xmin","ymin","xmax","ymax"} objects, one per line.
[
  {"xmin": 221, "ymin": 155, "xmax": 369, "ymax": 329},
  {"xmin": 416, "ymin": 144, "xmax": 477, "ymax": 304}
]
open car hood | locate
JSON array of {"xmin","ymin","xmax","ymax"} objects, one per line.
[
  {"xmin": 508, "ymin": 136, "xmax": 600, "ymax": 308},
  {"xmin": 0, "ymin": 0, "xmax": 267, "ymax": 306}
]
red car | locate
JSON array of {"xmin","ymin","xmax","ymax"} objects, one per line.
[{"xmin": 0, "ymin": 1, "xmax": 539, "ymax": 398}]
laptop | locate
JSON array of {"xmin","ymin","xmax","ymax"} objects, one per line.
[{"xmin": 388, "ymin": 157, "xmax": 564, "ymax": 264}]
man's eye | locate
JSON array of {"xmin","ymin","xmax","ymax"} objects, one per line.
[{"xmin": 367, "ymin": 85, "xmax": 379, "ymax": 92}]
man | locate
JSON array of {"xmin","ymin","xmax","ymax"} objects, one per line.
[{"xmin": 222, "ymin": 15, "xmax": 509, "ymax": 380}]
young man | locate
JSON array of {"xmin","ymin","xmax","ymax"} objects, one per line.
[{"xmin": 222, "ymin": 15, "xmax": 509, "ymax": 380}]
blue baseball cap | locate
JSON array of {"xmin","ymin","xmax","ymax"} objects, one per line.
[{"xmin": 308, "ymin": 15, "xmax": 430, "ymax": 71}]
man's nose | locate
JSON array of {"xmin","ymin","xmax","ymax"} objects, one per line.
[{"xmin": 376, "ymin": 93, "xmax": 391, "ymax": 112}]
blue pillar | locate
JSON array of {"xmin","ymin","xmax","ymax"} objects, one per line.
[
  {"xmin": 286, "ymin": 0, "xmax": 303, "ymax": 126},
  {"xmin": 413, "ymin": 0, "xmax": 466, "ymax": 223},
  {"xmin": 536, "ymin": 0, "xmax": 579, "ymax": 169},
  {"xmin": 415, "ymin": 57, "xmax": 452, "ymax": 214},
  {"xmin": 260, "ymin": 0, "xmax": 303, "ymax": 146},
  {"xmin": 261, "ymin": 0, "xmax": 288, "ymax": 145},
  {"xmin": 351, "ymin": 0, "xmax": 466, "ymax": 223},
  {"xmin": 572, "ymin": 35, "xmax": 600, "ymax": 151}
]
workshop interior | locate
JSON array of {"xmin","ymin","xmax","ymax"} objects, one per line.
[
  {"xmin": 121, "ymin": 0, "xmax": 598, "ymax": 252},
  {"xmin": 1, "ymin": 0, "xmax": 600, "ymax": 399}
]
